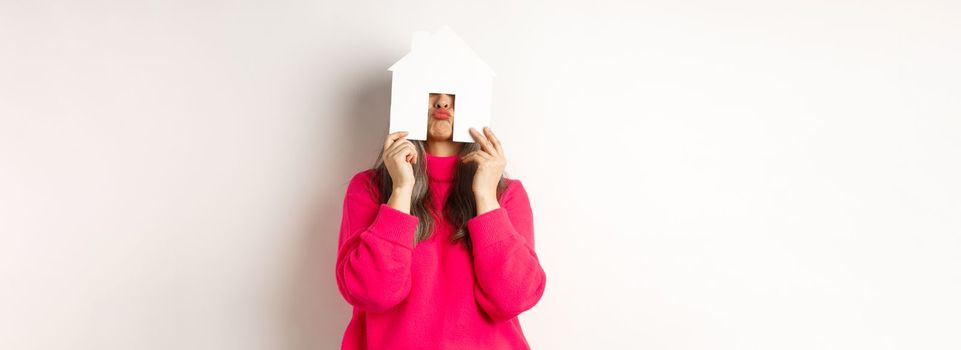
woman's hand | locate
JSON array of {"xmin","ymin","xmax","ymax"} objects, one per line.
[
  {"xmin": 383, "ymin": 131, "xmax": 418, "ymax": 190},
  {"xmin": 462, "ymin": 127, "xmax": 506, "ymax": 213}
]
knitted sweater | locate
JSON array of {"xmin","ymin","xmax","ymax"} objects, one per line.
[{"xmin": 335, "ymin": 151, "xmax": 547, "ymax": 349}]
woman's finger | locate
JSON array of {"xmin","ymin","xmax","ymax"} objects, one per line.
[
  {"xmin": 465, "ymin": 150, "xmax": 493, "ymax": 163},
  {"xmin": 386, "ymin": 139, "xmax": 412, "ymax": 160},
  {"xmin": 477, "ymin": 150, "xmax": 494, "ymax": 162},
  {"xmin": 469, "ymin": 127, "xmax": 495, "ymax": 155},
  {"xmin": 384, "ymin": 131, "xmax": 409, "ymax": 151},
  {"xmin": 386, "ymin": 142, "xmax": 401, "ymax": 159},
  {"xmin": 407, "ymin": 143, "xmax": 418, "ymax": 164},
  {"xmin": 483, "ymin": 127, "xmax": 503, "ymax": 156},
  {"xmin": 461, "ymin": 151, "xmax": 481, "ymax": 164},
  {"xmin": 401, "ymin": 142, "xmax": 417, "ymax": 164},
  {"xmin": 390, "ymin": 139, "xmax": 413, "ymax": 153}
]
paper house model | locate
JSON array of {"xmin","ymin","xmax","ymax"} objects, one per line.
[{"xmin": 388, "ymin": 26, "xmax": 495, "ymax": 142}]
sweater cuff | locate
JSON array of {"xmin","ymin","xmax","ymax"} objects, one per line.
[
  {"xmin": 467, "ymin": 207, "xmax": 517, "ymax": 251},
  {"xmin": 367, "ymin": 203, "xmax": 419, "ymax": 249}
]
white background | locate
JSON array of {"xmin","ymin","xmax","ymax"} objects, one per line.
[{"xmin": 2, "ymin": 1, "xmax": 959, "ymax": 349}]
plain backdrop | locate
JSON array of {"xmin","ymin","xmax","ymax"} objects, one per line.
[{"xmin": 1, "ymin": 1, "xmax": 959, "ymax": 349}]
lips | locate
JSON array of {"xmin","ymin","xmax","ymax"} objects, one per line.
[{"xmin": 434, "ymin": 109, "xmax": 451, "ymax": 120}]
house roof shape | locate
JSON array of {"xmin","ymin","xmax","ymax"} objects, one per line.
[{"xmin": 387, "ymin": 26, "xmax": 496, "ymax": 77}]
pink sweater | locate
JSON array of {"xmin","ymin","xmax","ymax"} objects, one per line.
[{"xmin": 335, "ymin": 152, "xmax": 547, "ymax": 349}]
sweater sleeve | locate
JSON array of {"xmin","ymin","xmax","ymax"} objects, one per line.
[
  {"xmin": 468, "ymin": 179, "xmax": 547, "ymax": 321},
  {"xmin": 335, "ymin": 170, "xmax": 420, "ymax": 312}
]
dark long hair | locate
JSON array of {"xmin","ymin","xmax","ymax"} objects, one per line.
[{"xmin": 367, "ymin": 139, "xmax": 509, "ymax": 250}]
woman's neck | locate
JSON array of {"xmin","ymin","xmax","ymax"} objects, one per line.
[{"xmin": 425, "ymin": 140, "xmax": 462, "ymax": 156}]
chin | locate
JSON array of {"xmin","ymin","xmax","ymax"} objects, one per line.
[{"xmin": 428, "ymin": 125, "xmax": 451, "ymax": 138}]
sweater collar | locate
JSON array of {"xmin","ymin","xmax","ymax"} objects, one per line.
[{"xmin": 425, "ymin": 151, "xmax": 458, "ymax": 182}]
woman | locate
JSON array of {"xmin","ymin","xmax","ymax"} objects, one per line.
[{"xmin": 335, "ymin": 93, "xmax": 547, "ymax": 349}]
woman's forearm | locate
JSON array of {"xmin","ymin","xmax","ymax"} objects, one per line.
[
  {"xmin": 474, "ymin": 191, "xmax": 500, "ymax": 215},
  {"xmin": 387, "ymin": 186, "xmax": 414, "ymax": 214}
]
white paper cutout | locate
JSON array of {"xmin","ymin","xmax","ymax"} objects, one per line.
[{"xmin": 388, "ymin": 26, "xmax": 495, "ymax": 143}]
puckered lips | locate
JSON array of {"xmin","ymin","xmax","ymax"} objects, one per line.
[{"xmin": 433, "ymin": 108, "xmax": 451, "ymax": 120}]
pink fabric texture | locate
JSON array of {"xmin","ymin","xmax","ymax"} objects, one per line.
[{"xmin": 336, "ymin": 151, "xmax": 547, "ymax": 349}]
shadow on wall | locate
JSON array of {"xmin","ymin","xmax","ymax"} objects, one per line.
[{"xmin": 281, "ymin": 66, "xmax": 393, "ymax": 349}]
